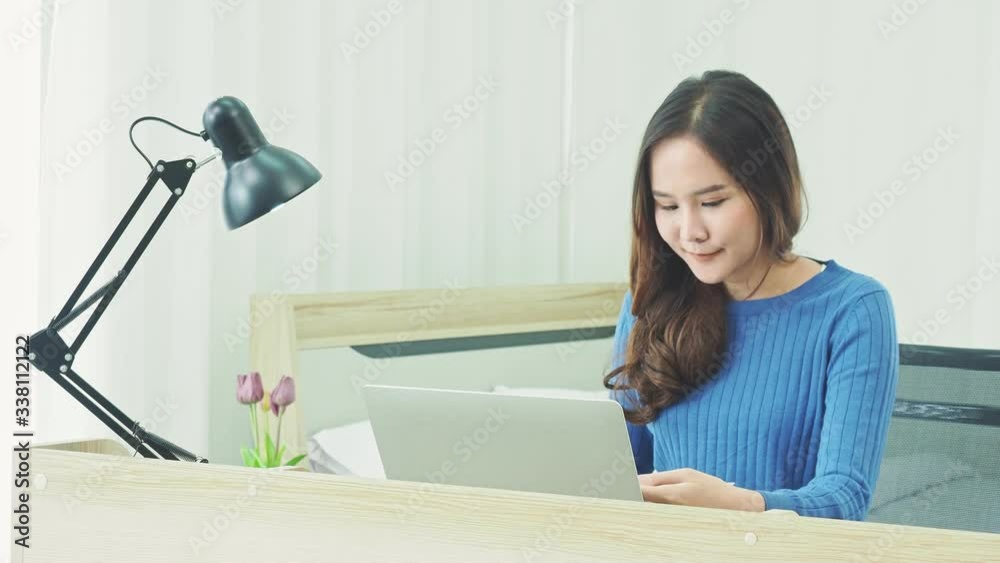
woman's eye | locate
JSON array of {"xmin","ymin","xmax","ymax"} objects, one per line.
[{"xmin": 659, "ymin": 199, "xmax": 726, "ymax": 212}]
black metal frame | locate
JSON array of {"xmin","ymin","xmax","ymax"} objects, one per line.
[
  {"xmin": 352, "ymin": 327, "xmax": 617, "ymax": 358},
  {"xmin": 893, "ymin": 344, "xmax": 1000, "ymax": 428},
  {"xmin": 27, "ymin": 158, "xmax": 207, "ymax": 462},
  {"xmin": 900, "ymin": 343, "xmax": 1000, "ymax": 372},
  {"xmin": 364, "ymin": 336, "xmax": 1000, "ymax": 429}
]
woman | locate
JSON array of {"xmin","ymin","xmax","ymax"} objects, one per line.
[{"xmin": 606, "ymin": 70, "xmax": 899, "ymax": 521}]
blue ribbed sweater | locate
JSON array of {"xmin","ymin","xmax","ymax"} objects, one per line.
[{"xmin": 611, "ymin": 259, "xmax": 899, "ymax": 520}]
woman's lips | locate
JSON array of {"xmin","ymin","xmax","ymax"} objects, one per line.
[{"xmin": 687, "ymin": 249, "xmax": 722, "ymax": 262}]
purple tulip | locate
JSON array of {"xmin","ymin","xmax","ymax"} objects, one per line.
[
  {"xmin": 236, "ymin": 372, "xmax": 264, "ymax": 405},
  {"xmin": 269, "ymin": 375, "xmax": 295, "ymax": 416}
]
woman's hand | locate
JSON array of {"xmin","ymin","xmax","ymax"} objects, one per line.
[{"xmin": 639, "ymin": 468, "xmax": 765, "ymax": 512}]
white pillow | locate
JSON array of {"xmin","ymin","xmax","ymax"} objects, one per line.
[
  {"xmin": 492, "ymin": 385, "xmax": 609, "ymax": 401},
  {"xmin": 307, "ymin": 420, "xmax": 385, "ymax": 479}
]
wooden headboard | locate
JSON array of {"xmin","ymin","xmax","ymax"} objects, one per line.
[{"xmin": 248, "ymin": 282, "xmax": 628, "ymax": 458}]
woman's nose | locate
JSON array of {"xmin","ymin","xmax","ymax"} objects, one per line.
[{"xmin": 680, "ymin": 209, "xmax": 708, "ymax": 243}]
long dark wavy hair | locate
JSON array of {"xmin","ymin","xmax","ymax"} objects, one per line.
[{"xmin": 604, "ymin": 70, "xmax": 807, "ymax": 425}]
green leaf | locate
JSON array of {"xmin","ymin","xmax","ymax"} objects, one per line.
[
  {"xmin": 285, "ymin": 453, "xmax": 307, "ymax": 467},
  {"xmin": 265, "ymin": 433, "xmax": 277, "ymax": 466},
  {"xmin": 248, "ymin": 448, "xmax": 264, "ymax": 468},
  {"xmin": 240, "ymin": 447, "xmax": 255, "ymax": 468}
]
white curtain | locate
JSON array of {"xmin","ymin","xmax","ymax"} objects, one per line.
[{"xmin": 4, "ymin": 0, "xmax": 998, "ymax": 466}]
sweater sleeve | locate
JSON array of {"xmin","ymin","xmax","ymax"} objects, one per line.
[
  {"xmin": 759, "ymin": 290, "xmax": 899, "ymax": 520},
  {"xmin": 608, "ymin": 291, "xmax": 654, "ymax": 475}
]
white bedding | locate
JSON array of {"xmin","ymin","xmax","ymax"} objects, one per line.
[{"xmin": 307, "ymin": 419, "xmax": 385, "ymax": 478}]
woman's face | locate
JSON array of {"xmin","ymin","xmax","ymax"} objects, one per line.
[{"xmin": 649, "ymin": 136, "xmax": 764, "ymax": 287}]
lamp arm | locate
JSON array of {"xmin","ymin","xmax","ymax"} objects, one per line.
[
  {"xmin": 28, "ymin": 157, "xmax": 208, "ymax": 462},
  {"xmin": 50, "ymin": 166, "xmax": 162, "ymax": 328}
]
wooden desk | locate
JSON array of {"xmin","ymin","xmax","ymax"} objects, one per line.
[{"xmin": 11, "ymin": 439, "xmax": 999, "ymax": 562}]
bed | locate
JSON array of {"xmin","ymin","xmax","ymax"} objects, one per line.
[{"xmin": 248, "ymin": 284, "xmax": 1000, "ymax": 534}]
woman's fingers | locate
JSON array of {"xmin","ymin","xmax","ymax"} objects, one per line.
[
  {"xmin": 641, "ymin": 483, "xmax": 685, "ymax": 505},
  {"xmin": 638, "ymin": 468, "xmax": 697, "ymax": 486},
  {"xmin": 640, "ymin": 484, "xmax": 668, "ymax": 503}
]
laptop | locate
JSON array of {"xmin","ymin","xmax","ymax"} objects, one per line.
[{"xmin": 361, "ymin": 384, "xmax": 643, "ymax": 502}]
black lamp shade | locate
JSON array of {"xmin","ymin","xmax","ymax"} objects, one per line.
[{"xmin": 202, "ymin": 96, "xmax": 322, "ymax": 230}]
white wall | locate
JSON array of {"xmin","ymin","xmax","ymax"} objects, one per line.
[
  {"xmin": 1, "ymin": 0, "xmax": 43, "ymax": 551},
  {"xmin": 3, "ymin": 0, "xmax": 998, "ymax": 469}
]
